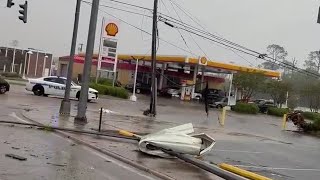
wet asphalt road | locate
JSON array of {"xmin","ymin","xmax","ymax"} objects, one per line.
[
  {"xmin": 0, "ymin": 86, "xmax": 159, "ymax": 180},
  {"xmin": 2, "ymin": 85, "xmax": 320, "ymax": 180}
]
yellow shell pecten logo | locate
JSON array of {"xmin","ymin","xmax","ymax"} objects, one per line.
[
  {"xmin": 200, "ymin": 56, "xmax": 207, "ymax": 65},
  {"xmin": 105, "ymin": 23, "xmax": 118, "ymax": 37}
]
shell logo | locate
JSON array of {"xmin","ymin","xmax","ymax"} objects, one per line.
[
  {"xmin": 105, "ymin": 23, "xmax": 119, "ymax": 37},
  {"xmin": 199, "ymin": 56, "xmax": 207, "ymax": 65}
]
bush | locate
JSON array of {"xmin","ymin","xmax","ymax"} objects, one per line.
[
  {"xmin": 89, "ymin": 83, "xmax": 128, "ymax": 99},
  {"xmin": 267, "ymin": 107, "xmax": 289, "ymax": 117},
  {"xmin": 0, "ymin": 72, "xmax": 21, "ymax": 78},
  {"xmin": 302, "ymin": 112, "xmax": 320, "ymax": 121},
  {"xmin": 232, "ymin": 103, "xmax": 259, "ymax": 114},
  {"xmin": 90, "ymin": 77, "xmax": 113, "ymax": 86}
]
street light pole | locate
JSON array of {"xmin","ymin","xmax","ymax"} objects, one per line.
[
  {"xmin": 130, "ymin": 58, "xmax": 139, "ymax": 102},
  {"xmin": 227, "ymin": 73, "xmax": 233, "ymax": 106},
  {"xmin": 27, "ymin": 51, "xmax": 32, "ymax": 76},
  {"xmin": 42, "ymin": 55, "xmax": 48, "ymax": 76},
  {"xmin": 59, "ymin": 0, "xmax": 81, "ymax": 115},
  {"xmin": 75, "ymin": 0, "xmax": 100, "ymax": 122},
  {"xmin": 11, "ymin": 48, "xmax": 16, "ymax": 72},
  {"xmin": 149, "ymin": 0, "xmax": 158, "ymax": 116}
]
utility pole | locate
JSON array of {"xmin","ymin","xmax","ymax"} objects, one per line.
[
  {"xmin": 75, "ymin": 0, "xmax": 100, "ymax": 122},
  {"xmin": 148, "ymin": 0, "xmax": 158, "ymax": 116},
  {"xmin": 59, "ymin": 0, "xmax": 81, "ymax": 115}
]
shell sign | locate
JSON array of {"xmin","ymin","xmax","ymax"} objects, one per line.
[
  {"xmin": 199, "ymin": 56, "xmax": 208, "ymax": 65},
  {"xmin": 105, "ymin": 23, "xmax": 119, "ymax": 37}
]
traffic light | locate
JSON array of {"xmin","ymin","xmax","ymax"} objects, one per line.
[
  {"xmin": 6, "ymin": 0, "xmax": 14, "ymax": 8},
  {"xmin": 18, "ymin": 1, "xmax": 28, "ymax": 23}
]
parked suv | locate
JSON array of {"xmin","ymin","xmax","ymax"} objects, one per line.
[
  {"xmin": 125, "ymin": 82, "xmax": 151, "ymax": 94},
  {"xmin": 201, "ymin": 88, "xmax": 225, "ymax": 103},
  {"xmin": 256, "ymin": 100, "xmax": 276, "ymax": 113}
]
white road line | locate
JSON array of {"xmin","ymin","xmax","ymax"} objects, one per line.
[
  {"xmin": 9, "ymin": 112, "xmax": 29, "ymax": 123},
  {"xmin": 233, "ymin": 165, "xmax": 320, "ymax": 172},
  {"xmin": 214, "ymin": 149, "xmax": 264, "ymax": 154},
  {"xmin": 83, "ymin": 146, "xmax": 156, "ymax": 180}
]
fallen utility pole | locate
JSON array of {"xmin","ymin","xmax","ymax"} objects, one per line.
[
  {"xmin": 60, "ymin": 0, "xmax": 81, "ymax": 115},
  {"xmin": 75, "ymin": 0, "xmax": 100, "ymax": 122},
  {"xmin": 0, "ymin": 120, "xmax": 138, "ymax": 140},
  {"xmin": 148, "ymin": 0, "xmax": 158, "ymax": 116},
  {"xmin": 0, "ymin": 120, "xmax": 245, "ymax": 180}
]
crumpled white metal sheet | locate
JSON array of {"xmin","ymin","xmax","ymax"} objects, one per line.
[{"xmin": 138, "ymin": 123, "xmax": 216, "ymax": 158}]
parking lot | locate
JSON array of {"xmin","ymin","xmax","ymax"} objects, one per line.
[{"xmin": 2, "ymin": 84, "xmax": 320, "ymax": 180}]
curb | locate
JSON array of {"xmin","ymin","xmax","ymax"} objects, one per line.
[
  {"xmin": 219, "ymin": 163, "xmax": 271, "ymax": 180},
  {"xmin": 20, "ymin": 111, "xmax": 175, "ymax": 180}
]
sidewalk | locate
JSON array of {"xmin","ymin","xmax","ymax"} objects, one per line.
[{"xmin": 21, "ymin": 102, "xmax": 224, "ymax": 180}]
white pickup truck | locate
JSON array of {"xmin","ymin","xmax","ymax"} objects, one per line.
[{"xmin": 26, "ymin": 76, "xmax": 98, "ymax": 101}]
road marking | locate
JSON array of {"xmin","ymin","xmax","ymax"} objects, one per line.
[
  {"xmin": 83, "ymin": 146, "xmax": 156, "ymax": 180},
  {"xmin": 233, "ymin": 165, "xmax": 320, "ymax": 172},
  {"xmin": 214, "ymin": 149, "xmax": 264, "ymax": 154},
  {"xmin": 9, "ymin": 112, "xmax": 29, "ymax": 123}
]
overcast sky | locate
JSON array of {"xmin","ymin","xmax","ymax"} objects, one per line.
[{"xmin": 1, "ymin": 0, "xmax": 319, "ymax": 67}]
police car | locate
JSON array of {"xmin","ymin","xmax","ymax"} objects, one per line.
[{"xmin": 26, "ymin": 76, "xmax": 98, "ymax": 101}]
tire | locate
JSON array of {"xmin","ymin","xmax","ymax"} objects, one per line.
[
  {"xmin": 0, "ymin": 85, "xmax": 7, "ymax": 94},
  {"xmin": 33, "ymin": 85, "xmax": 44, "ymax": 96},
  {"xmin": 136, "ymin": 89, "xmax": 141, "ymax": 94},
  {"xmin": 217, "ymin": 104, "xmax": 223, "ymax": 109}
]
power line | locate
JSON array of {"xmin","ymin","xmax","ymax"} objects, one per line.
[
  {"xmin": 106, "ymin": 0, "xmax": 152, "ymax": 11},
  {"xmin": 166, "ymin": 0, "xmax": 208, "ymax": 59},
  {"xmin": 160, "ymin": 0, "xmax": 193, "ymax": 54},
  {"xmin": 82, "ymin": 1, "xmax": 197, "ymax": 56},
  {"xmin": 88, "ymin": 0, "xmax": 320, "ymax": 78},
  {"xmin": 83, "ymin": 1, "xmax": 152, "ymax": 17}
]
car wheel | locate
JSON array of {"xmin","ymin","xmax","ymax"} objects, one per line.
[
  {"xmin": 0, "ymin": 85, "xmax": 7, "ymax": 94},
  {"xmin": 136, "ymin": 89, "xmax": 141, "ymax": 94},
  {"xmin": 217, "ymin": 104, "xmax": 223, "ymax": 109},
  {"xmin": 33, "ymin": 85, "xmax": 44, "ymax": 96}
]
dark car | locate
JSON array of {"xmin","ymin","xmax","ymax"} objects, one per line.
[
  {"xmin": 257, "ymin": 100, "xmax": 276, "ymax": 113},
  {"xmin": 125, "ymin": 82, "xmax": 151, "ymax": 94},
  {"xmin": 0, "ymin": 77, "xmax": 10, "ymax": 94},
  {"xmin": 201, "ymin": 88, "xmax": 225, "ymax": 103}
]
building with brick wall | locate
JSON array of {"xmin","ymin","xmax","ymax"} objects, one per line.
[{"xmin": 0, "ymin": 46, "xmax": 53, "ymax": 78}]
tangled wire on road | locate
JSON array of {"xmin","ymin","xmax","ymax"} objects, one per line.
[{"xmin": 286, "ymin": 111, "xmax": 314, "ymax": 132}]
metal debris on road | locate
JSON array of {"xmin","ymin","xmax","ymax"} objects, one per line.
[
  {"xmin": 5, "ymin": 153, "xmax": 27, "ymax": 161},
  {"xmin": 120, "ymin": 123, "xmax": 216, "ymax": 158}
]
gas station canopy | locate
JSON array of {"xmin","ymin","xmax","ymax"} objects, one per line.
[{"xmin": 116, "ymin": 54, "xmax": 281, "ymax": 78}]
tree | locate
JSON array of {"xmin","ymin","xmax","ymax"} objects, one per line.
[
  {"xmin": 233, "ymin": 71, "xmax": 266, "ymax": 101},
  {"xmin": 261, "ymin": 44, "xmax": 288, "ymax": 70},
  {"xmin": 301, "ymin": 82, "xmax": 320, "ymax": 112},
  {"xmin": 304, "ymin": 51, "xmax": 320, "ymax": 73},
  {"xmin": 264, "ymin": 80, "xmax": 291, "ymax": 108}
]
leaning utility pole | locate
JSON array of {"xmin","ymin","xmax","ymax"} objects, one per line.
[
  {"xmin": 75, "ymin": 0, "xmax": 100, "ymax": 122},
  {"xmin": 149, "ymin": 0, "xmax": 159, "ymax": 116},
  {"xmin": 59, "ymin": 0, "xmax": 81, "ymax": 115}
]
